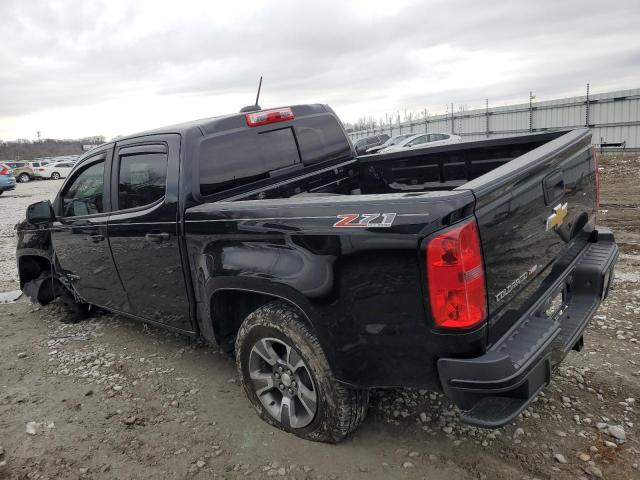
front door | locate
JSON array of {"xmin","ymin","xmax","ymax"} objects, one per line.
[
  {"xmin": 51, "ymin": 149, "xmax": 127, "ymax": 310},
  {"xmin": 106, "ymin": 135, "xmax": 192, "ymax": 332}
]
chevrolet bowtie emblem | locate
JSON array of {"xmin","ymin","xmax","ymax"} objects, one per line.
[{"xmin": 546, "ymin": 202, "xmax": 568, "ymax": 231}]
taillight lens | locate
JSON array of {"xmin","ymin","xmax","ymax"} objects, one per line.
[
  {"xmin": 0, "ymin": 164, "xmax": 8, "ymax": 175},
  {"xmin": 245, "ymin": 107, "xmax": 294, "ymax": 127},
  {"xmin": 592, "ymin": 146, "xmax": 600, "ymax": 208},
  {"xmin": 427, "ymin": 219, "xmax": 487, "ymax": 329}
]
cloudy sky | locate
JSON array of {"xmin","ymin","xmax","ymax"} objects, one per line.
[{"xmin": 1, "ymin": 0, "xmax": 639, "ymax": 141}]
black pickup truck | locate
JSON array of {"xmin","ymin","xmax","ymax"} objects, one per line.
[{"xmin": 16, "ymin": 104, "xmax": 618, "ymax": 442}]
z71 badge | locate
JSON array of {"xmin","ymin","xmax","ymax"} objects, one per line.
[{"xmin": 334, "ymin": 213, "xmax": 397, "ymax": 228}]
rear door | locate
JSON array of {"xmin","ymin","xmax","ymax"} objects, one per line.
[
  {"xmin": 106, "ymin": 134, "xmax": 192, "ymax": 332},
  {"xmin": 461, "ymin": 129, "xmax": 597, "ymax": 343}
]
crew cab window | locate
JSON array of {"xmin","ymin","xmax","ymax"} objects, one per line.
[
  {"xmin": 199, "ymin": 114, "xmax": 351, "ymax": 196},
  {"xmin": 61, "ymin": 161, "xmax": 105, "ymax": 217},
  {"xmin": 200, "ymin": 127, "xmax": 300, "ymax": 196},
  {"xmin": 294, "ymin": 116, "xmax": 352, "ymax": 165},
  {"xmin": 117, "ymin": 152, "xmax": 167, "ymax": 210}
]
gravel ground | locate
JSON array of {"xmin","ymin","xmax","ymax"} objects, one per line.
[{"xmin": 1, "ymin": 156, "xmax": 639, "ymax": 480}]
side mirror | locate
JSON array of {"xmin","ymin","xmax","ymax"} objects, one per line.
[{"xmin": 26, "ymin": 200, "xmax": 54, "ymax": 225}]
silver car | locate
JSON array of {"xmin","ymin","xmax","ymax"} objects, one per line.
[{"xmin": 379, "ymin": 132, "xmax": 461, "ymax": 153}]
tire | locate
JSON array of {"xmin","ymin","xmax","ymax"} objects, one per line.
[
  {"xmin": 236, "ymin": 301, "xmax": 369, "ymax": 443},
  {"xmin": 51, "ymin": 172, "xmax": 60, "ymax": 180},
  {"xmin": 18, "ymin": 173, "xmax": 30, "ymax": 183}
]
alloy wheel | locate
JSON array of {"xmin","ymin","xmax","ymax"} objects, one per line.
[{"xmin": 248, "ymin": 337, "xmax": 318, "ymax": 429}]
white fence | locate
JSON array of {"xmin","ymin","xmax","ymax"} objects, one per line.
[{"xmin": 349, "ymin": 88, "xmax": 640, "ymax": 148}]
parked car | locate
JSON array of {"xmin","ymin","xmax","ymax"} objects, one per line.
[
  {"xmin": 352, "ymin": 134, "xmax": 389, "ymax": 155},
  {"xmin": 5, "ymin": 161, "xmax": 35, "ymax": 183},
  {"xmin": 0, "ymin": 163, "xmax": 16, "ymax": 195},
  {"xmin": 379, "ymin": 132, "xmax": 461, "ymax": 153},
  {"xmin": 41, "ymin": 161, "xmax": 75, "ymax": 180},
  {"xmin": 365, "ymin": 133, "xmax": 414, "ymax": 154},
  {"xmin": 27, "ymin": 161, "xmax": 49, "ymax": 179},
  {"xmin": 17, "ymin": 104, "xmax": 617, "ymax": 443}
]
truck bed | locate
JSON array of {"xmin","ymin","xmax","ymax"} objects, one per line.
[{"xmin": 211, "ymin": 131, "xmax": 566, "ymax": 202}]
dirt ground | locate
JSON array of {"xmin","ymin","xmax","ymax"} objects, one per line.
[{"xmin": 0, "ymin": 154, "xmax": 639, "ymax": 480}]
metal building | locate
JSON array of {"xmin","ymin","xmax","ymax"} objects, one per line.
[{"xmin": 349, "ymin": 87, "xmax": 640, "ymax": 148}]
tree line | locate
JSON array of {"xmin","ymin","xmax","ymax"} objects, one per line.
[{"xmin": 0, "ymin": 136, "xmax": 105, "ymax": 161}]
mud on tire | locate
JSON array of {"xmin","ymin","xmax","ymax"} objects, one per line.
[{"xmin": 235, "ymin": 300, "xmax": 369, "ymax": 443}]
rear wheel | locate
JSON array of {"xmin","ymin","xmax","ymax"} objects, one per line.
[
  {"xmin": 18, "ymin": 173, "xmax": 30, "ymax": 183},
  {"xmin": 236, "ymin": 301, "xmax": 369, "ymax": 443},
  {"xmin": 51, "ymin": 172, "xmax": 61, "ymax": 180}
]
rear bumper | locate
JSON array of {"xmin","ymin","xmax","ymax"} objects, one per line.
[
  {"xmin": 438, "ymin": 228, "xmax": 618, "ymax": 428},
  {"xmin": 0, "ymin": 178, "xmax": 16, "ymax": 191}
]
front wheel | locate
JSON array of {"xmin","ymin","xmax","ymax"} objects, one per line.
[
  {"xmin": 51, "ymin": 172, "xmax": 61, "ymax": 180},
  {"xmin": 18, "ymin": 173, "xmax": 30, "ymax": 183},
  {"xmin": 236, "ymin": 301, "xmax": 369, "ymax": 443}
]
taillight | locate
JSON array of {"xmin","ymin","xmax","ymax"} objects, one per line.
[
  {"xmin": 592, "ymin": 146, "xmax": 600, "ymax": 208},
  {"xmin": 245, "ymin": 107, "xmax": 294, "ymax": 127},
  {"xmin": 426, "ymin": 219, "xmax": 487, "ymax": 329},
  {"xmin": 0, "ymin": 164, "xmax": 8, "ymax": 175}
]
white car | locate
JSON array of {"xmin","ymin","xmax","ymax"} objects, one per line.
[
  {"xmin": 365, "ymin": 133, "xmax": 414, "ymax": 154},
  {"xmin": 379, "ymin": 132, "xmax": 461, "ymax": 153},
  {"xmin": 41, "ymin": 161, "xmax": 75, "ymax": 180}
]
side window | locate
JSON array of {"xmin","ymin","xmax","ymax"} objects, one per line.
[
  {"xmin": 408, "ymin": 135, "xmax": 427, "ymax": 146},
  {"xmin": 117, "ymin": 152, "xmax": 167, "ymax": 210},
  {"xmin": 61, "ymin": 161, "xmax": 105, "ymax": 217}
]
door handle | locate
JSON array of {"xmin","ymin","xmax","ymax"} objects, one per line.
[
  {"xmin": 88, "ymin": 233, "xmax": 105, "ymax": 243},
  {"xmin": 145, "ymin": 232, "xmax": 170, "ymax": 242}
]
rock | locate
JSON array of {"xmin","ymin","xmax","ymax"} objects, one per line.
[
  {"xmin": 555, "ymin": 430, "xmax": 567, "ymax": 437},
  {"xmin": 603, "ymin": 440, "xmax": 617, "ymax": 448},
  {"xmin": 358, "ymin": 466, "xmax": 367, "ymax": 472},
  {"xmin": 79, "ymin": 467, "xmax": 89, "ymax": 474},
  {"xmin": 124, "ymin": 416, "xmax": 137, "ymax": 425},
  {"xmin": 26, "ymin": 422, "xmax": 38, "ymax": 435},
  {"xmin": 442, "ymin": 426, "xmax": 453, "ymax": 434},
  {"xmin": 277, "ymin": 467, "xmax": 286, "ymax": 476},
  {"xmin": 402, "ymin": 462, "xmax": 414, "ymax": 468},
  {"xmin": 395, "ymin": 448, "xmax": 409, "ymax": 456},
  {"xmin": 578, "ymin": 453, "xmax": 591, "ymax": 462},
  {"xmin": 419, "ymin": 412, "xmax": 428, "ymax": 423},
  {"xmin": 514, "ymin": 427, "xmax": 525, "ymax": 437},
  {"xmin": 302, "ymin": 466, "xmax": 312, "ymax": 473},
  {"xmin": 408, "ymin": 451, "xmax": 420, "ymax": 458},
  {"xmin": 585, "ymin": 465, "xmax": 603, "ymax": 478},
  {"xmin": 17, "ymin": 352, "xmax": 27, "ymax": 359},
  {"xmin": 554, "ymin": 453, "xmax": 568, "ymax": 464},
  {"xmin": 595, "ymin": 422, "xmax": 608, "ymax": 430},
  {"xmin": 196, "ymin": 460, "xmax": 205, "ymax": 468},
  {"xmin": 84, "ymin": 389, "xmax": 94, "ymax": 396},
  {"xmin": 0, "ymin": 446, "xmax": 3, "ymax": 456},
  {"xmin": 606, "ymin": 424, "xmax": 625, "ymax": 442},
  {"xmin": 174, "ymin": 448, "xmax": 187, "ymax": 455}
]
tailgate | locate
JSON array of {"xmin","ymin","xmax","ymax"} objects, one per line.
[{"xmin": 458, "ymin": 129, "xmax": 597, "ymax": 344}]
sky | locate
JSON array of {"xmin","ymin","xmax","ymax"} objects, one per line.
[{"xmin": 1, "ymin": 0, "xmax": 639, "ymax": 141}]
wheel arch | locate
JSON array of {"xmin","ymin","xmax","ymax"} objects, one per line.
[
  {"xmin": 18, "ymin": 254, "xmax": 53, "ymax": 289},
  {"xmin": 202, "ymin": 279, "xmax": 319, "ymax": 355}
]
